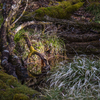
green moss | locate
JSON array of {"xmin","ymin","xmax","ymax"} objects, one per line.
[
  {"xmin": 0, "ymin": 3, "xmax": 3, "ymax": 8},
  {"xmin": 0, "ymin": 71, "xmax": 39, "ymax": 100},
  {"xmin": 0, "ymin": 14, "xmax": 3, "ymax": 27},
  {"xmin": 25, "ymin": 1, "xmax": 84, "ymax": 20},
  {"xmin": 66, "ymin": 2, "xmax": 84, "ymax": 13},
  {"xmin": 13, "ymin": 94, "xmax": 29, "ymax": 100},
  {"xmin": 14, "ymin": 29, "xmax": 25, "ymax": 42},
  {"xmin": 0, "ymin": 80, "xmax": 8, "ymax": 89}
]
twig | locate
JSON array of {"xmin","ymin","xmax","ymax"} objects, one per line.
[
  {"xmin": 14, "ymin": 21, "xmax": 52, "ymax": 34},
  {"xmin": 11, "ymin": 0, "xmax": 28, "ymax": 27}
]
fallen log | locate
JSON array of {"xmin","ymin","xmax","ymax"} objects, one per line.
[
  {"xmin": 66, "ymin": 41, "xmax": 100, "ymax": 54},
  {"xmin": 59, "ymin": 33, "xmax": 100, "ymax": 42},
  {"xmin": 43, "ymin": 15, "xmax": 100, "ymax": 29}
]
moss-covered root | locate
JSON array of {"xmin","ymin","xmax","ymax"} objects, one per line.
[
  {"xmin": 25, "ymin": 1, "xmax": 84, "ymax": 20},
  {"xmin": 23, "ymin": 33, "xmax": 50, "ymax": 74},
  {"xmin": 13, "ymin": 94, "xmax": 29, "ymax": 100},
  {"xmin": 28, "ymin": 46, "xmax": 37, "ymax": 58},
  {"xmin": 0, "ymin": 71, "xmax": 39, "ymax": 100}
]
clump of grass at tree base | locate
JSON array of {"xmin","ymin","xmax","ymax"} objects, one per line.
[
  {"xmin": 14, "ymin": 29, "xmax": 25, "ymax": 42},
  {"xmin": 14, "ymin": 28, "xmax": 65, "ymax": 74},
  {"xmin": 27, "ymin": 31, "xmax": 65, "ymax": 74},
  {"xmin": 86, "ymin": 2, "xmax": 100, "ymax": 23},
  {"xmin": 40, "ymin": 55, "xmax": 100, "ymax": 100},
  {"xmin": 36, "ymin": 33, "xmax": 64, "ymax": 55},
  {"xmin": 14, "ymin": 29, "xmax": 28, "ymax": 58}
]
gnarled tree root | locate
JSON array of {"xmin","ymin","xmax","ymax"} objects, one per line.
[{"xmin": 22, "ymin": 32, "xmax": 50, "ymax": 76}]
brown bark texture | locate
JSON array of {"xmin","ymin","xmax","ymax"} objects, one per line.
[
  {"xmin": 60, "ymin": 33, "xmax": 100, "ymax": 42},
  {"xmin": 0, "ymin": 0, "xmax": 50, "ymax": 82}
]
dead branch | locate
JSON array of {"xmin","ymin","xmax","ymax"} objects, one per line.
[
  {"xmin": 14, "ymin": 21, "xmax": 52, "ymax": 34},
  {"xmin": 44, "ymin": 15, "xmax": 100, "ymax": 29},
  {"xmin": 0, "ymin": 0, "xmax": 50, "ymax": 81},
  {"xmin": 4, "ymin": 0, "xmax": 21, "ymax": 28},
  {"xmin": 10, "ymin": 0, "xmax": 28, "ymax": 28},
  {"xmin": 66, "ymin": 41, "xmax": 100, "ymax": 54},
  {"xmin": 22, "ymin": 32, "xmax": 50, "ymax": 74},
  {"xmin": 0, "ymin": 0, "xmax": 29, "ymax": 82},
  {"xmin": 59, "ymin": 33, "xmax": 100, "ymax": 42}
]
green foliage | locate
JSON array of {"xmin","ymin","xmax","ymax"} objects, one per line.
[
  {"xmin": 86, "ymin": 2, "xmax": 100, "ymax": 23},
  {"xmin": 0, "ymin": 14, "xmax": 3, "ymax": 27},
  {"xmin": 13, "ymin": 94, "xmax": 29, "ymax": 100},
  {"xmin": 42, "ymin": 56, "xmax": 100, "ymax": 100},
  {"xmin": 26, "ymin": 31, "xmax": 65, "ymax": 74},
  {"xmin": 14, "ymin": 27, "xmax": 65, "ymax": 57},
  {"xmin": 13, "ymin": 27, "xmax": 65, "ymax": 74},
  {"xmin": 33, "ymin": 32, "xmax": 64, "ymax": 55},
  {"xmin": 0, "ymin": 71, "xmax": 39, "ymax": 100},
  {"xmin": 14, "ymin": 29, "xmax": 25, "ymax": 42},
  {"xmin": 25, "ymin": 1, "xmax": 84, "ymax": 20}
]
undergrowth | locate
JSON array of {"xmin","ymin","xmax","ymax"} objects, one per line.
[
  {"xmin": 41, "ymin": 55, "xmax": 100, "ymax": 100},
  {"xmin": 86, "ymin": 2, "xmax": 100, "ymax": 23},
  {"xmin": 14, "ymin": 27, "xmax": 65, "ymax": 74},
  {"xmin": 14, "ymin": 28, "xmax": 64, "ymax": 57},
  {"xmin": 0, "ymin": 13, "xmax": 3, "ymax": 27}
]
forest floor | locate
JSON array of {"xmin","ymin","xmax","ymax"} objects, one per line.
[
  {"xmin": 1, "ymin": 1, "xmax": 100, "ymax": 100},
  {"xmin": 18, "ymin": 0, "xmax": 100, "ymax": 82},
  {"xmin": 21, "ymin": 0, "xmax": 100, "ymax": 56}
]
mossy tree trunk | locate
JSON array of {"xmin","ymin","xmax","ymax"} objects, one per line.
[{"xmin": 0, "ymin": 0, "xmax": 50, "ymax": 82}]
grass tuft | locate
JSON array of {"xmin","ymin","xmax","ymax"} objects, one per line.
[
  {"xmin": 86, "ymin": 2, "xmax": 100, "ymax": 23},
  {"xmin": 42, "ymin": 55, "xmax": 100, "ymax": 100}
]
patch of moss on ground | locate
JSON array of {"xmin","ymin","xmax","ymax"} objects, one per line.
[
  {"xmin": 24, "ymin": 1, "xmax": 84, "ymax": 20},
  {"xmin": 0, "ymin": 71, "xmax": 40, "ymax": 100}
]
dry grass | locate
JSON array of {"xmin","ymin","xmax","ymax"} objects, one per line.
[{"xmin": 41, "ymin": 55, "xmax": 100, "ymax": 100}]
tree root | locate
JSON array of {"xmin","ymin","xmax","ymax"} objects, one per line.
[
  {"xmin": 59, "ymin": 33, "xmax": 100, "ymax": 42},
  {"xmin": 23, "ymin": 32, "xmax": 50, "ymax": 76}
]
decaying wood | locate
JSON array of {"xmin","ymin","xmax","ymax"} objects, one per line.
[
  {"xmin": 66, "ymin": 41, "xmax": 100, "ymax": 54},
  {"xmin": 44, "ymin": 15, "xmax": 100, "ymax": 29},
  {"xmin": 59, "ymin": 33, "xmax": 100, "ymax": 42},
  {"xmin": 10, "ymin": 0, "xmax": 28, "ymax": 28},
  {"xmin": 0, "ymin": 0, "xmax": 50, "ymax": 81},
  {"xmin": 14, "ymin": 21, "xmax": 52, "ymax": 34}
]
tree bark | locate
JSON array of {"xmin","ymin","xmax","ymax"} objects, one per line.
[
  {"xmin": 0, "ymin": 0, "xmax": 50, "ymax": 82},
  {"xmin": 59, "ymin": 33, "xmax": 100, "ymax": 42},
  {"xmin": 66, "ymin": 41, "xmax": 100, "ymax": 54}
]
